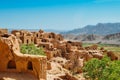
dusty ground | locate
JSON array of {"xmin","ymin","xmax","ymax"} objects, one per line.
[
  {"xmin": 47, "ymin": 57, "xmax": 85, "ymax": 80},
  {"xmin": 0, "ymin": 72, "xmax": 38, "ymax": 80},
  {"xmin": 0, "ymin": 57, "xmax": 85, "ymax": 80},
  {"xmin": 47, "ymin": 57, "xmax": 68, "ymax": 80}
]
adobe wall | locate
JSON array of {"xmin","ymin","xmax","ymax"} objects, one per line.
[
  {"xmin": 11, "ymin": 29, "xmax": 64, "ymax": 45},
  {"xmin": 0, "ymin": 29, "xmax": 8, "ymax": 35},
  {"xmin": 0, "ymin": 35, "xmax": 47, "ymax": 80}
]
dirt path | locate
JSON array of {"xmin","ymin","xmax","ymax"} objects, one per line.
[{"xmin": 0, "ymin": 72, "xmax": 38, "ymax": 80}]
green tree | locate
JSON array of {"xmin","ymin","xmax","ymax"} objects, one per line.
[{"xmin": 83, "ymin": 56, "xmax": 120, "ymax": 80}]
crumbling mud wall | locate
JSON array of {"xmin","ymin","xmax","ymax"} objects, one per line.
[{"xmin": 0, "ymin": 35, "xmax": 47, "ymax": 80}]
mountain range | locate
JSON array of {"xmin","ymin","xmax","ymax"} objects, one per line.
[
  {"xmin": 63, "ymin": 32, "xmax": 120, "ymax": 45},
  {"xmin": 6, "ymin": 22, "xmax": 120, "ymax": 45},
  {"xmin": 61, "ymin": 23, "xmax": 120, "ymax": 35}
]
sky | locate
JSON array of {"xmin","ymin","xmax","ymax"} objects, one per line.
[{"xmin": 0, "ymin": 0, "xmax": 120, "ymax": 30}]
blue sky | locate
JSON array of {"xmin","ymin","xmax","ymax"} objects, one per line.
[{"xmin": 0, "ymin": 0, "xmax": 120, "ymax": 30}]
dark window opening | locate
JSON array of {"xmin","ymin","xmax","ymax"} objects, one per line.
[
  {"xmin": 7, "ymin": 60, "xmax": 16, "ymax": 69},
  {"xmin": 49, "ymin": 35, "xmax": 52, "ymax": 38},
  {"xmin": 54, "ymin": 54, "xmax": 56, "ymax": 57},
  {"xmin": 115, "ymin": 57, "xmax": 118, "ymax": 60},
  {"xmin": 58, "ymin": 38, "xmax": 61, "ymax": 40},
  {"xmin": 68, "ymin": 67, "xmax": 71, "ymax": 70},
  {"xmin": 36, "ymin": 34, "xmax": 38, "ymax": 37},
  {"xmin": 67, "ymin": 41, "xmax": 72, "ymax": 43},
  {"xmin": 27, "ymin": 61, "xmax": 33, "ymax": 70},
  {"xmin": 50, "ymin": 45, "xmax": 53, "ymax": 48},
  {"xmin": 42, "ymin": 39, "xmax": 46, "ymax": 42},
  {"xmin": 27, "ymin": 39, "xmax": 29, "ymax": 44},
  {"xmin": 43, "ymin": 45, "xmax": 46, "ymax": 48},
  {"xmin": 76, "ymin": 44, "xmax": 78, "ymax": 46}
]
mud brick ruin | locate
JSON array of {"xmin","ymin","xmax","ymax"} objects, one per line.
[
  {"xmin": 0, "ymin": 28, "xmax": 118, "ymax": 80},
  {"xmin": 0, "ymin": 28, "xmax": 8, "ymax": 36},
  {"xmin": 0, "ymin": 29, "xmax": 47, "ymax": 80}
]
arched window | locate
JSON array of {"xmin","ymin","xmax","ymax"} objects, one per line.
[
  {"xmin": 27, "ymin": 61, "xmax": 33, "ymax": 70},
  {"xmin": 7, "ymin": 60, "xmax": 16, "ymax": 69}
]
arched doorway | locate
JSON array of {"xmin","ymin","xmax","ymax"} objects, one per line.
[
  {"xmin": 7, "ymin": 60, "xmax": 16, "ymax": 69},
  {"xmin": 27, "ymin": 61, "xmax": 33, "ymax": 70}
]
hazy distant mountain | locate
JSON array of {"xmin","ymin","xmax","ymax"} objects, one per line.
[
  {"xmin": 63, "ymin": 32, "xmax": 120, "ymax": 45},
  {"xmin": 103, "ymin": 32, "xmax": 120, "ymax": 40},
  {"xmin": 63, "ymin": 34, "xmax": 103, "ymax": 41},
  {"xmin": 61, "ymin": 23, "xmax": 120, "ymax": 35}
]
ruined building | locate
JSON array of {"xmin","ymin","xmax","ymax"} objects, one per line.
[
  {"xmin": 11, "ymin": 29, "xmax": 106, "ymax": 73},
  {"xmin": 0, "ymin": 34, "xmax": 47, "ymax": 80},
  {"xmin": 0, "ymin": 28, "xmax": 117, "ymax": 80},
  {"xmin": 11, "ymin": 29, "xmax": 63, "ymax": 45},
  {"xmin": 0, "ymin": 28, "xmax": 8, "ymax": 36}
]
